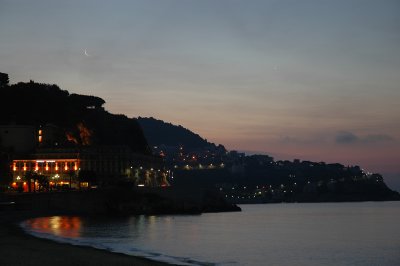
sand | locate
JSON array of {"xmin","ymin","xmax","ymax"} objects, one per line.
[{"xmin": 0, "ymin": 210, "xmax": 174, "ymax": 266}]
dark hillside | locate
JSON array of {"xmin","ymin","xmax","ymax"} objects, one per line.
[
  {"xmin": 137, "ymin": 117, "xmax": 215, "ymax": 150},
  {"xmin": 0, "ymin": 79, "xmax": 149, "ymax": 153}
]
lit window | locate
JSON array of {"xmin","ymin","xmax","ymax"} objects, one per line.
[{"xmin": 38, "ymin": 129, "xmax": 43, "ymax": 143}]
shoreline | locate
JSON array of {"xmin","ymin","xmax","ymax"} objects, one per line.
[{"xmin": 0, "ymin": 210, "xmax": 176, "ymax": 266}]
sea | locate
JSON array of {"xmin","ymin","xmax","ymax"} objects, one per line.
[{"xmin": 20, "ymin": 201, "xmax": 400, "ymax": 266}]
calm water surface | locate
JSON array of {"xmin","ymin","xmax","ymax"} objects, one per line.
[{"xmin": 21, "ymin": 202, "xmax": 400, "ymax": 266}]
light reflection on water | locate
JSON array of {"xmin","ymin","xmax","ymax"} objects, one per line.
[
  {"xmin": 24, "ymin": 216, "xmax": 82, "ymax": 238},
  {"xmin": 22, "ymin": 202, "xmax": 400, "ymax": 266}
]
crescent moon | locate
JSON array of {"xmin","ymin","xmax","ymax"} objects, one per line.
[{"xmin": 84, "ymin": 49, "xmax": 90, "ymax": 57}]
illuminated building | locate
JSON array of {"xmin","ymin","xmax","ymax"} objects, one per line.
[
  {"xmin": 3, "ymin": 124, "xmax": 167, "ymax": 192},
  {"xmin": 11, "ymin": 157, "xmax": 80, "ymax": 192}
]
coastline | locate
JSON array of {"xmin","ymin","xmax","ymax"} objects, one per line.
[{"xmin": 0, "ymin": 210, "xmax": 175, "ymax": 266}]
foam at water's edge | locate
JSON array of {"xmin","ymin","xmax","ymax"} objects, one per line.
[{"xmin": 19, "ymin": 221, "xmax": 219, "ymax": 266}]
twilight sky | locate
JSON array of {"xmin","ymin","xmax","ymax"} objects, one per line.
[{"xmin": 1, "ymin": 0, "xmax": 399, "ymax": 188}]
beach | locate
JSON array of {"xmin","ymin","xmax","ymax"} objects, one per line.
[{"xmin": 0, "ymin": 210, "xmax": 173, "ymax": 266}]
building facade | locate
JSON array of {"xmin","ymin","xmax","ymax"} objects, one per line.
[{"xmin": 2, "ymin": 124, "xmax": 169, "ymax": 192}]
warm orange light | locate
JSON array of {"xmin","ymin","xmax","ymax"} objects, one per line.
[
  {"xmin": 64, "ymin": 163, "xmax": 68, "ymax": 171},
  {"xmin": 35, "ymin": 162, "xmax": 39, "ymax": 171},
  {"xmin": 38, "ymin": 129, "xmax": 43, "ymax": 143},
  {"xmin": 23, "ymin": 163, "xmax": 27, "ymax": 171},
  {"xmin": 74, "ymin": 162, "xmax": 78, "ymax": 171},
  {"xmin": 45, "ymin": 162, "xmax": 49, "ymax": 171},
  {"xmin": 55, "ymin": 163, "xmax": 59, "ymax": 171},
  {"xmin": 37, "ymin": 216, "xmax": 82, "ymax": 238},
  {"xmin": 13, "ymin": 163, "xmax": 17, "ymax": 171}
]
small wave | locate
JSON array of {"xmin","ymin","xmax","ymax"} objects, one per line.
[{"xmin": 20, "ymin": 220, "xmax": 218, "ymax": 266}]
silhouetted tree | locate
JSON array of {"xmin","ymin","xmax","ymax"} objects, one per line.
[
  {"xmin": 0, "ymin": 79, "xmax": 150, "ymax": 153},
  {"xmin": 67, "ymin": 170, "xmax": 76, "ymax": 189},
  {"xmin": 0, "ymin": 152, "xmax": 12, "ymax": 191},
  {"xmin": 36, "ymin": 174, "xmax": 49, "ymax": 192},
  {"xmin": 0, "ymin": 72, "xmax": 9, "ymax": 88},
  {"xmin": 24, "ymin": 171, "xmax": 38, "ymax": 193}
]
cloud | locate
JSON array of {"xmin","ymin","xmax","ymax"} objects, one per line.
[
  {"xmin": 278, "ymin": 135, "xmax": 327, "ymax": 145},
  {"xmin": 335, "ymin": 131, "xmax": 394, "ymax": 144},
  {"xmin": 335, "ymin": 132, "xmax": 358, "ymax": 144},
  {"xmin": 280, "ymin": 136, "xmax": 301, "ymax": 144},
  {"xmin": 363, "ymin": 134, "xmax": 394, "ymax": 143},
  {"xmin": 279, "ymin": 132, "xmax": 395, "ymax": 146}
]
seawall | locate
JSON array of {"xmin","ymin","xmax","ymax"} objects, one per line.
[{"xmin": 3, "ymin": 187, "xmax": 240, "ymax": 215}]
